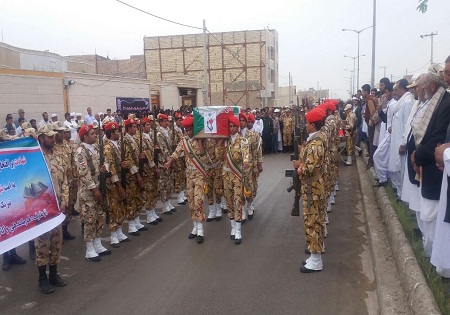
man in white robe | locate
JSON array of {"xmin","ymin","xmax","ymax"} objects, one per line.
[
  {"xmin": 388, "ymin": 79, "xmax": 414, "ymax": 198},
  {"xmin": 431, "ymin": 55, "xmax": 450, "ymax": 278},
  {"xmin": 373, "ymin": 83, "xmax": 396, "ymax": 187}
]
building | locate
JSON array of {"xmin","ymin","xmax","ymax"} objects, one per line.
[
  {"xmin": 297, "ymin": 88, "xmax": 330, "ymax": 108},
  {"xmin": 277, "ymin": 86, "xmax": 297, "ymax": 107},
  {"xmin": 144, "ymin": 29, "xmax": 278, "ymax": 109},
  {"xmin": 0, "ymin": 42, "xmax": 150, "ymax": 122}
]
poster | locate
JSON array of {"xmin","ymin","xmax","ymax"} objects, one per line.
[
  {"xmin": 0, "ymin": 137, "xmax": 64, "ymax": 254},
  {"xmin": 116, "ymin": 97, "xmax": 151, "ymax": 119}
]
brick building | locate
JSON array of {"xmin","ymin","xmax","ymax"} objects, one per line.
[{"xmin": 144, "ymin": 29, "xmax": 278, "ymax": 109}]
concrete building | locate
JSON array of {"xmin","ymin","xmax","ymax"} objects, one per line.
[
  {"xmin": 297, "ymin": 88, "xmax": 330, "ymax": 108},
  {"xmin": 0, "ymin": 42, "xmax": 150, "ymax": 123},
  {"xmin": 144, "ymin": 29, "xmax": 278, "ymax": 109},
  {"xmin": 277, "ymin": 86, "xmax": 297, "ymax": 107}
]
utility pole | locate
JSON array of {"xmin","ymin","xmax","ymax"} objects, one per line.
[
  {"xmin": 379, "ymin": 66, "xmax": 387, "ymax": 78},
  {"xmin": 420, "ymin": 32, "xmax": 438, "ymax": 64},
  {"xmin": 288, "ymin": 72, "xmax": 291, "ymax": 106},
  {"xmin": 371, "ymin": 0, "xmax": 377, "ymax": 88},
  {"xmin": 203, "ymin": 19, "xmax": 209, "ymax": 106}
]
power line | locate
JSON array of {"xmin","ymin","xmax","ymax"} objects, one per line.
[{"xmin": 115, "ymin": 0, "xmax": 202, "ymax": 30}]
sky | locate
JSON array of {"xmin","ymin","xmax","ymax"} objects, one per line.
[{"xmin": 1, "ymin": 0, "xmax": 449, "ymax": 100}]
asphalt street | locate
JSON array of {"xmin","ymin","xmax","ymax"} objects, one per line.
[{"xmin": 0, "ymin": 152, "xmax": 377, "ymax": 315}]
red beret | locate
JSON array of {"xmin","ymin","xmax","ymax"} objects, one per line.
[
  {"xmin": 175, "ymin": 112, "xmax": 183, "ymax": 119},
  {"xmin": 104, "ymin": 122, "xmax": 119, "ymax": 131},
  {"xmin": 325, "ymin": 102, "xmax": 337, "ymax": 112},
  {"xmin": 140, "ymin": 117, "xmax": 151, "ymax": 125},
  {"xmin": 306, "ymin": 109, "xmax": 326, "ymax": 123},
  {"xmin": 157, "ymin": 113, "xmax": 168, "ymax": 121},
  {"xmin": 182, "ymin": 116, "xmax": 194, "ymax": 129},
  {"xmin": 239, "ymin": 112, "xmax": 247, "ymax": 122},
  {"xmin": 124, "ymin": 118, "xmax": 137, "ymax": 127},
  {"xmin": 318, "ymin": 104, "xmax": 328, "ymax": 111},
  {"xmin": 229, "ymin": 115, "xmax": 240, "ymax": 127},
  {"xmin": 247, "ymin": 113, "xmax": 255, "ymax": 123},
  {"xmin": 78, "ymin": 124, "xmax": 93, "ymax": 138},
  {"xmin": 331, "ymin": 99, "xmax": 339, "ymax": 106}
]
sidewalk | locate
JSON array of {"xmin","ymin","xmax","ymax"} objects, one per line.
[{"xmin": 356, "ymin": 147, "xmax": 441, "ymax": 315}]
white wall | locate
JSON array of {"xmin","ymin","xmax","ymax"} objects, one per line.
[
  {"xmin": 66, "ymin": 73, "xmax": 151, "ymax": 115},
  {"xmin": 159, "ymin": 84, "xmax": 181, "ymax": 110},
  {"xmin": 0, "ymin": 73, "xmax": 64, "ymax": 124}
]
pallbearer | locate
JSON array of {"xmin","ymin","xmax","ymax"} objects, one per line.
[
  {"xmin": 205, "ymin": 137, "xmax": 224, "ymax": 222},
  {"xmin": 294, "ymin": 108, "xmax": 326, "ymax": 273},
  {"xmin": 216, "ymin": 115, "xmax": 251, "ymax": 245},
  {"xmin": 164, "ymin": 117, "xmax": 209, "ymax": 244}
]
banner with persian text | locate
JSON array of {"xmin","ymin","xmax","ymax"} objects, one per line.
[{"xmin": 0, "ymin": 137, "xmax": 64, "ymax": 254}]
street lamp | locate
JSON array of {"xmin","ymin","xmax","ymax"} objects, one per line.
[
  {"xmin": 344, "ymin": 69, "xmax": 355, "ymax": 95},
  {"xmin": 344, "ymin": 55, "xmax": 365, "ymax": 95},
  {"xmin": 342, "ymin": 26, "xmax": 372, "ymax": 91}
]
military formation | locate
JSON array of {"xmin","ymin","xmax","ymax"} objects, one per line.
[{"xmin": 1, "ymin": 109, "xmax": 266, "ymax": 293}]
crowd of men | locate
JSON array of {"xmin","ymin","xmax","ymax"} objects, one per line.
[
  {"xmin": 359, "ymin": 56, "xmax": 450, "ymax": 282},
  {"xmin": 1, "ymin": 106, "xmax": 266, "ymax": 293}
]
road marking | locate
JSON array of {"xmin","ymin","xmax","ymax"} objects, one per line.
[{"xmin": 134, "ymin": 220, "xmax": 188, "ymax": 260}]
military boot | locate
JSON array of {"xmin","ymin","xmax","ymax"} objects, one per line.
[
  {"xmin": 28, "ymin": 240, "xmax": 36, "ymax": 260},
  {"xmin": 49, "ymin": 264, "xmax": 67, "ymax": 287},
  {"xmin": 38, "ymin": 265, "xmax": 54, "ymax": 294},
  {"xmin": 2, "ymin": 252, "xmax": 10, "ymax": 271},
  {"xmin": 62, "ymin": 225, "xmax": 75, "ymax": 240},
  {"xmin": 9, "ymin": 248, "xmax": 26, "ymax": 265}
]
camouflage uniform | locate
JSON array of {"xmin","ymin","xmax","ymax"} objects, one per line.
[
  {"xmin": 75, "ymin": 142, "xmax": 104, "ymax": 242},
  {"xmin": 205, "ymin": 138, "xmax": 224, "ymax": 206},
  {"xmin": 68, "ymin": 140, "xmax": 79, "ymax": 214},
  {"xmin": 243, "ymin": 128, "xmax": 263, "ymax": 199},
  {"xmin": 156, "ymin": 126, "xmax": 174, "ymax": 203},
  {"xmin": 139, "ymin": 132, "xmax": 158, "ymax": 210},
  {"xmin": 54, "ymin": 140, "xmax": 74, "ymax": 220},
  {"xmin": 35, "ymin": 150, "xmax": 69, "ymax": 266},
  {"xmin": 281, "ymin": 113, "xmax": 293, "ymax": 147},
  {"xmin": 172, "ymin": 126, "xmax": 186, "ymax": 195},
  {"xmin": 299, "ymin": 131, "xmax": 326, "ymax": 254},
  {"xmin": 170, "ymin": 136, "xmax": 209, "ymax": 222},
  {"xmin": 216, "ymin": 134, "xmax": 251, "ymax": 222},
  {"xmin": 103, "ymin": 138, "xmax": 126, "ymax": 231},
  {"xmin": 122, "ymin": 133, "xmax": 142, "ymax": 220}
]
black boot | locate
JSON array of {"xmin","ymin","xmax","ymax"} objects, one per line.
[
  {"xmin": 38, "ymin": 265, "xmax": 54, "ymax": 294},
  {"xmin": 2, "ymin": 252, "xmax": 10, "ymax": 271},
  {"xmin": 9, "ymin": 248, "xmax": 26, "ymax": 265},
  {"xmin": 62, "ymin": 225, "xmax": 75, "ymax": 240},
  {"xmin": 28, "ymin": 240, "xmax": 36, "ymax": 261},
  {"xmin": 49, "ymin": 264, "xmax": 67, "ymax": 287}
]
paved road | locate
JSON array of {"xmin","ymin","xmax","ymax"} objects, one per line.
[{"xmin": 0, "ymin": 153, "xmax": 377, "ymax": 315}]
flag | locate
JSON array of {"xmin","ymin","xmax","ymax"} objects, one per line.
[
  {"xmin": 193, "ymin": 106, "xmax": 241, "ymax": 138},
  {"xmin": 0, "ymin": 137, "xmax": 64, "ymax": 254}
]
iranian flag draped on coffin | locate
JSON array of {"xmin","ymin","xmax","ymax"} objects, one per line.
[{"xmin": 193, "ymin": 106, "xmax": 242, "ymax": 138}]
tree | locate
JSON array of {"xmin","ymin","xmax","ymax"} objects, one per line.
[{"xmin": 417, "ymin": 0, "xmax": 428, "ymax": 13}]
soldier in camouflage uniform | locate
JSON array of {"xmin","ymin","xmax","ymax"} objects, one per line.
[
  {"xmin": 137, "ymin": 117, "xmax": 161, "ymax": 225},
  {"xmin": 52, "ymin": 121, "xmax": 76, "ymax": 241},
  {"xmin": 75, "ymin": 124, "xmax": 111, "ymax": 262},
  {"xmin": 281, "ymin": 109, "xmax": 294, "ymax": 151},
  {"xmin": 63, "ymin": 126, "xmax": 80, "ymax": 217},
  {"xmin": 35, "ymin": 125, "xmax": 69, "ymax": 293},
  {"xmin": 122, "ymin": 118, "xmax": 147, "ymax": 235},
  {"xmin": 156, "ymin": 114, "xmax": 177, "ymax": 214},
  {"xmin": 344, "ymin": 104, "xmax": 356, "ymax": 166},
  {"xmin": 172, "ymin": 113, "xmax": 187, "ymax": 204},
  {"xmin": 243, "ymin": 113, "xmax": 263, "ymax": 220},
  {"xmin": 204, "ymin": 138, "xmax": 224, "ymax": 222},
  {"xmin": 103, "ymin": 121, "xmax": 131, "ymax": 247},
  {"xmin": 294, "ymin": 108, "xmax": 326, "ymax": 273},
  {"xmin": 216, "ymin": 115, "xmax": 251, "ymax": 245},
  {"xmin": 323, "ymin": 102, "xmax": 339, "ymax": 207},
  {"xmin": 165, "ymin": 117, "xmax": 209, "ymax": 244}
]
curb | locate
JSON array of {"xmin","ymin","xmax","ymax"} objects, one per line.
[{"xmin": 359, "ymin": 145, "xmax": 441, "ymax": 315}]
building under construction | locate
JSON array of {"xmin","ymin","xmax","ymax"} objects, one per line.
[{"xmin": 144, "ymin": 29, "xmax": 278, "ymax": 109}]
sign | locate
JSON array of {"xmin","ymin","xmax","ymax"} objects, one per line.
[
  {"xmin": 116, "ymin": 97, "xmax": 151, "ymax": 119},
  {"xmin": 0, "ymin": 138, "xmax": 64, "ymax": 254}
]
